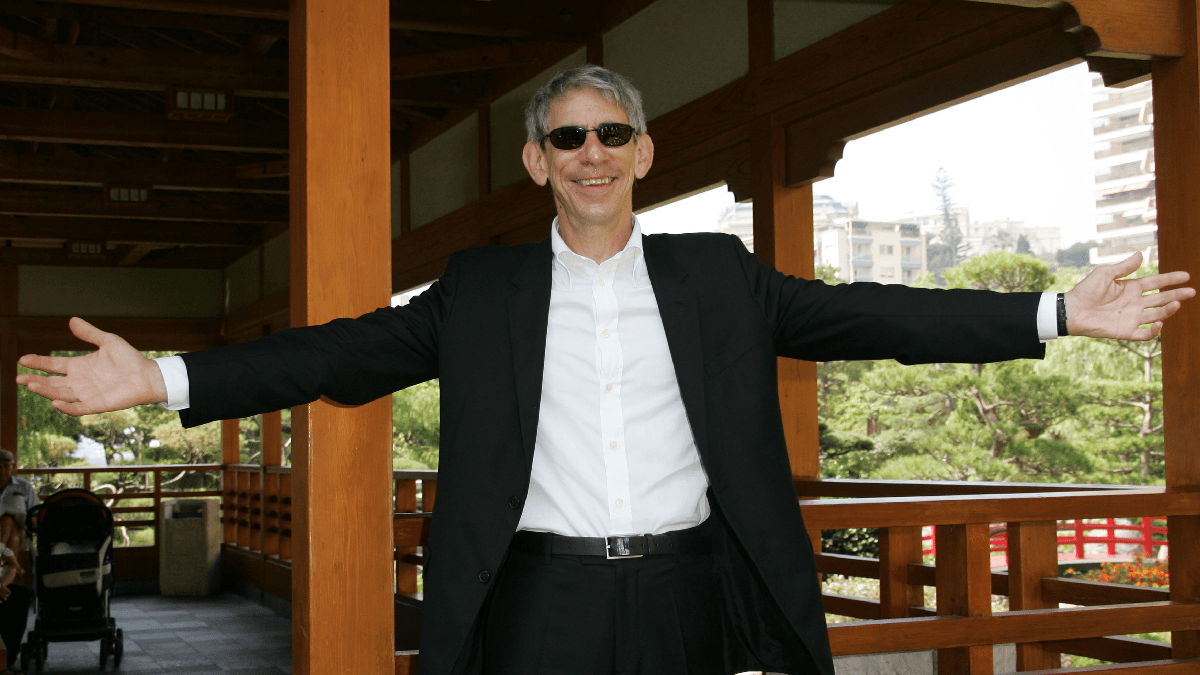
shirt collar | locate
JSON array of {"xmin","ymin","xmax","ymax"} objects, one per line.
[{"xmin": 550, "ymin": 216, "xmax": 648, "ymax": 289}]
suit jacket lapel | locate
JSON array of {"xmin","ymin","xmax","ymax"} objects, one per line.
[
  {"xmin": 643, "ymin": 236, "xmax": 708, "ymax": 459},
  {"xmin": 507, "ymin": 239, "xmax": 554, "ymax": 473}
]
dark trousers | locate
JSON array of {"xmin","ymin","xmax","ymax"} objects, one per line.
[
  {"xmin": 0, "ymin": 585, "xmax": 31, "ymax": 666},
  {"xmin": 483, "ymin": 518, "xmax": 730, "ymax": 675}
]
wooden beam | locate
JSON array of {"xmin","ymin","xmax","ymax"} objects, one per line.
[
  {"xmin": 0, "ymin": 24, "xmax": 52, "ymax": 61},
  {"xmin": 116, "ymin": 243, "xmax": 157, "ymax": 266},
  {"xmin": 289, "ymin": 0, "xmax": 394, "ymax": 673},
  {"xmin": 1007, "ymin": 520, "xmax": 1060, "ymax": 670},
  {"xmin": 879, "ymin": 526, "xmax": 924, "ymax": 619},
  {"xmin": 936, "ymin": 523, "xmax": 993, "ymax": 674},
  {"xmin": 0, "ymin": 0, "xmax": 288, "ymax": 36},
  {"xmin": 0, "ymin": 189, "xmax": 286, "ymax": 224},
  {"xmin": 0, "ymin": 43, "xmax": 287, "ymax": 98},
  {"xmin": 391, "ymin": 43, "xmax": 545, "ymax": 80},
  {"xmin": 965, "ymin": 0, "xmax": 1184, "ymax": 57},
  {"xmin": 0, "ymin": 215, "xmax": 260, "ymax": 247},
  {"xmin": 0, "ymin": 108, "xmax": 288, "ymax": 153},
  {"xmin": 391, "ymin": 76, "xmax": 489, "ymax": 109},
  {"xmin": 827, "ymin": 603, "xmax": 1200, "ymax": 657},
  {"xmin": 1153, "ymin": 0, "xmax": 1200, "ymax": 659},
  {"xmin": 0, "ymin": 154, "xmax": 287, "ymax": 194},
  {"xmin": 0, "ymin": 244, "xmax": 240, "ymax": 269}
]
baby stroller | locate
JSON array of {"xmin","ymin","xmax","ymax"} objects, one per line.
[{"xmin": 22, "ymin": 489, "xmax": 123, "ymax": 672}]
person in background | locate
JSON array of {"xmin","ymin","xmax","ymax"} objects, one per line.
[{"xmin": 0, "ymin": 449, "xmax": 37, "ymax": 673}]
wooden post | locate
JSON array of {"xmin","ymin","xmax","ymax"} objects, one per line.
[
  {"xmin": 222, "ymin": 418, "xmax": 240, "ymax": 543},
  {"xmin": 1152, "ymin": 0, "xmax": 1200, "ymax": 659},
  {"xmin": 289, "ymin": 0, "xmax": 394, "ymax": 672},
  {"xmin": 1008, "ymin": 520, "xmax": 1059, "ymax": 670},
  {"xmin": 935, "ymin": 523, "xmax": 993, "ymax": 674},
  {"xmin": 0, "ymin": 264, "xmax": 16, "ymax": 458},
  {"xmin": 879, "ymin": 526, "xmax": 923, "ymax": 619},
  {"xmin": 751, "ymin": 117, "xmax": 819, "ymax": 481}
]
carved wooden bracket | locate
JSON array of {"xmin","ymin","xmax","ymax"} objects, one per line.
[{"xmin": 965, "ymin": 0, "xmax": 1184, "ymax": 58}]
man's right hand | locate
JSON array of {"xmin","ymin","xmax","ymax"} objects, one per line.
[{"xmin": 15, "ymin": 317, "xmax": 168, "ymax": 416}]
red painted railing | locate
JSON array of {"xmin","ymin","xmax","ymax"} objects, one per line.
[{"xmin": 923, "ymin": 517, "xmax": 1168, "ymax": 568}]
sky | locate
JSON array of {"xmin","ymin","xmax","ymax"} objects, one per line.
[{"xmin": 639, "ymin": 62, "xmax": 1099, "ymax": 247}]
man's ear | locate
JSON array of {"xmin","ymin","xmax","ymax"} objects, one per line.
[
  {"xmin": 522, "ymin": 141, "xmax": 549, "ymax": 186},
  {"xmin": 634, "ymin": 133, "xmax": 654, "ymax": 180}
]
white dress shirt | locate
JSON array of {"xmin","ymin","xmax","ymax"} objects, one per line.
[
  {"xmin": 516, "ymin": 218, "xmax": 709, "ymax": 537},
  {"xmin": 155, "ymin": 220, "xmax": 1062, "ymax": 536}
]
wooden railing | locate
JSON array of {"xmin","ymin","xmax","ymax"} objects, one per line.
[
  {"xmin": 22, "ymin": 464, "xmax": 222, "ymax": 538},
  {"xmin": 795, "ymin": 478, "xmax": 1200, "ymax": 673}
]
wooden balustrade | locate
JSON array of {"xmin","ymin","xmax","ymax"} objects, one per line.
[{"xmin": 800, "ymin": 479, "xmax": 1200, "ymax": 672}]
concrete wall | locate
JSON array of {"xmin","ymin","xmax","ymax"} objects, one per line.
[
  {"xmin": 489, "ymin": 48, "xmax": 588, "ymax": 193},
  {"xmin": 410, "ymin": 113, "xmax": 480, "ymax": 229},
  {"xmin": 832, "ymin": 644, "xmax": 1015, "ymax": 674},
  {"xmin": 225, "ymin": 249, "xmax": 260, "ymax": 314},
  {"xmin": 605, "ymin": 0, "xmax": 748, "ymax": 123},
  {"xmin": 773, "ymin": 1, "xmax": 898, "ymax": 61},
  {"xmin": 19, "ymin": 267, "xmax": 222, "ymax": 318}
]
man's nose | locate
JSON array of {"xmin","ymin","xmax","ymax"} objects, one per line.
[{"xmin": 580, "ymin": 131, "xmax": 607, "ymax": 161}]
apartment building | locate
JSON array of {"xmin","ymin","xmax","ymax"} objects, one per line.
[
  {"xmin": 1090, "ymin": 76, "xmax": 1157, "ymax": 264},
  {"xmin": 816, "ymin": 220, "xmax": 926, "ymax": 285}
]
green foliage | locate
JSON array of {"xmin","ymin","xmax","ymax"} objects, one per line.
[
  {"xmin": 942, "ymin": 251, "xmax": 1053, "ymax": 293},
  {"xmin": 1065, "ymin": 556, "xmax": 1169, "ymax": 588},
  {"xmin": 393, "ymin": 380, "xmax": 440, "ymax": 469},
  {"xmin": 821, "ymin": 528, "xmax": 879, "ymax": 558},
  {"xmin": 1056, "ymin": 241, "xmax": 1094, "ymax": 268},
  {"xmin": 818, "ymin": 256, "xmax": 1167, "ymax": 487},
  {"xmin": 813, "ymin": 264, "xmax": 844, "ymax": 285}
]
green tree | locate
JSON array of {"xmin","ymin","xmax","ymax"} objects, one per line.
[{"xmin": 393, "ymin": 380, "xmax": 440, "ymax": 469}]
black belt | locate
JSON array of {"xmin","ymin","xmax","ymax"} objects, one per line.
[{"xmin": 512, "ymin": 529, "xmax": 712, "ymax": 559}]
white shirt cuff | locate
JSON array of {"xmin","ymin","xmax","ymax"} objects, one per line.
[
  {"xmin": 1036, "ymin": 291, "xmax": 1059, "ymax": 343},
  {"xmin": 154, "ymin": 356, "xmax": 191, "ymax": 410}
]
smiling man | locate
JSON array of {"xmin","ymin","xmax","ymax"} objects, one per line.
[{"xmin": 15, "ymin": 66, "xmax": 1195, "ymax": 675}]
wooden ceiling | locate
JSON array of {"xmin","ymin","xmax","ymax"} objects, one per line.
[{"xmin": 0, "ymin": 0, "xmax": 655, "ymax": 270}]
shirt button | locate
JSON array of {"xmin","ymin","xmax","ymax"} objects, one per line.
[
  {"xmin": 602, "ymin": 329, "xmax": 610, "ymax": 338},
  {"xmin": 610, "ymin": 441, "xmax": 618, "ymax": 449},
  {"xmin": 508, "ymin": 496, "xmax": 521, "ymax": 509},
  {"xmin": 479, "ymin": 570, "xmax": 491, "ymax": 583},
  {"xmin": 605, "ymin": 383, "xmax": 613, "ymax": 392},
  {"xmin": 598, "ymin": 278, "xmax": 606, "ymax": 286},
  {"xmin": 616, "ymin": 498, "xmax": 624, "ymax": 507}
]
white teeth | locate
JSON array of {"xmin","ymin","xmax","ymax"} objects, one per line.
[{"xmin": 576, "ymin": 177, "xmax": 614, "ymax": 186}]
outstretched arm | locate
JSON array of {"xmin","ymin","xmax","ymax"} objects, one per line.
[
  {"xmin": 15, "ymin": 317, "xmax": 168, "ymax": 416},
  {"xmin": 1064, "ymin": 252, "xmax": 1195, "ymax": 340}
]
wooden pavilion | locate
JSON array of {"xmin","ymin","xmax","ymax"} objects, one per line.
[{"xmin": 0, "ymin": 0, "xmax": 1197, "ymax": 673}]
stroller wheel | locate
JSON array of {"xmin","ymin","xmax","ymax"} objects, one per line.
[
  {"xmin": 113, "ymin": 628, "xmax": 124, "ymax": 668},
  {"xmin": 100, "ymin": 636, "xmax": 111, "ymax": 669}
]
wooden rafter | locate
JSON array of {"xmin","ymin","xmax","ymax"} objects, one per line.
[
  {"xmin": 0, "ymin": 108, "xmax": 289, "ymax": 152},
  {"xmin": 0, "ymin": 189, "xmax": 286, "ymax": 224},
  {"xmin": 0, "ymin": 244, "xmax": 239, "ymax": 268},
  {"xmin": 964, "ymin": 0, "xmax": 1184, "ymax": 57},
  {"xmin": 44, "ymin": 0, "xmax": 604, "ymax": 40},
  {"xmin": 390, "ymin": 42, "xmax": 549, "ymax": 80},
  {"xmin": 0, "ymin": 215, "xmax": 262, "ymax": 247},
  {"xmin": 0, "ymin": 153, "xmax": 287, "ymax": 194}
]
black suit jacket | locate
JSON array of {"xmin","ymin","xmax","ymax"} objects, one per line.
[{"xmin": 180, "ymin": 233, "xmax": 1045, "ymax": 674}]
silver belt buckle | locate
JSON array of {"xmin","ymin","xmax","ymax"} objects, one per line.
[{"xmin": 605, "ymin": 535, "xmax": 642, "ymax": 559}]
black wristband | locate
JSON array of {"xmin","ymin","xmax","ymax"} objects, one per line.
[{"xmin": 1057, "ymin": 293, "xmax": 1069, "ymax": 337}]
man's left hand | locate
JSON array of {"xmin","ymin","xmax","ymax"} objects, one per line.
[{"xmin": 1064, "ymin": 252, "xmax": 1195, "ymax": 340}]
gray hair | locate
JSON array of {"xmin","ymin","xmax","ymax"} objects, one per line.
[{"xmin": 524, "ymin": 65, "xmax": 647, "ymax": 145}]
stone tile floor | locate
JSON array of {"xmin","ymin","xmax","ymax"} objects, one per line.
[{"xmin": 15, "ymin": 593, "xmax": 291, "ymax": 674}]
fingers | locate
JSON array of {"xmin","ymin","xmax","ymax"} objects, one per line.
[
  {"xmin": 68, "ymin": 316, "xmax": 111, "ymax": 348},
  {"xmin": 16, "ymin": 353, "xmax": 70, "ymax": 376},
  {"xmin": 1132, "ymin": 271, "xmax": 1193, "ymax": 293},
  {"xmin": 19, "ymin": 377, "xmax": 79, "ymax": 405},
  {"xmin": 1107, "ymin": 252, "xmax": 1143, "ymax": 279}
]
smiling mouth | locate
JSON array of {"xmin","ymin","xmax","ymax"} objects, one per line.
[{"xmin": 575, "ymin": 177, "xmax": 615, "ymax": 186}]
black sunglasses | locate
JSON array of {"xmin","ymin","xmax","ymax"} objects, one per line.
[{"xmin": 543, "ymin": 123, "xmax": 635, "ymax": 150}]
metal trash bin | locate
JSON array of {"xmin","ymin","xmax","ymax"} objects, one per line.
[{"xmin": 159, "ymin": 499, "xmax": 220, "ymax": 595}]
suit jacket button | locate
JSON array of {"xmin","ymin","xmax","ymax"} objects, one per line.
[
  {"xmin": 508, "ymin": 496, "xmax": 521, "ymax": 509},
  {"xmin": 478, "ymin": 570, "xmax": 491, "ymax": 583}
]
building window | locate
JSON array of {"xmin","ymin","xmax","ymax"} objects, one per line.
[
  {"xmin": 880, "ymin": 267, "xmax": 895, "ymax": 279},
  {"xmin": 879, "ymin": 244, "xmax": 894, "ymax": 255}
]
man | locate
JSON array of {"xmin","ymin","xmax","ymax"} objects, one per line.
[
  {"xmin": 17, "ymin": 66, "xmax": 1194, "ymax": 674},
  {"xmin": 0, "ymin": 449, "xmax": 38, "ymax": 672}
]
